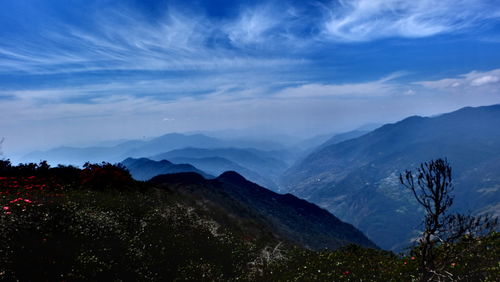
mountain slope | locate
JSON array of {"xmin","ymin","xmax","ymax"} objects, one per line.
[
  {"xmin": 150, "ymin": 171, "xmax": 377, "ymax": 250},
  {"xmin": 318, "ymin": 130, "xmax": 370, "ymax": 151},
  {"xmin": 121, "ymin": 157, "xmax": 212, "ymax": 181},
  {"xmin": 281, "ymin": 104, "xmax": 500, "ymax": 250}
]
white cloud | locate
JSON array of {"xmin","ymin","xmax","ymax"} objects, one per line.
[
  {"xmin": 417, "ymin": 69, "xmax": 500, "ymax": 91},
  {"xmin": 323, "ymin": 0, "xmax": 500, "ymax": 41},
  {"xmin": 471, "ymin": 75, "xmax": 500, "ymax": 86},
  {"xmin": 275, "ymin": 73, "xmax": 406, "ymax": 98},
  {"xmin": 225, "ymin": 6, "xmax": 279, "ymax": 45},
  {"xmin": 223, "ymin": 4, "xmax": 302, "ymax": 48}
]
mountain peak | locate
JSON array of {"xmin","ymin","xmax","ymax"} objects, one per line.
[{"xmin": 217, "ymin": 171, "xmax": 248, "ymax": 184}]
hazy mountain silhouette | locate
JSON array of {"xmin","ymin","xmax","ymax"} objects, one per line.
[
  {"xmin": 22, "ymin": 133, "xmax": 299, "ymax": 168},
  {"xmin": 22, "ymin": 133, "xmax": 231, "ymax": 165},
  {"xmin": 150, "ymin": 171, "xmax": 377, "ymax": 250},
  {"xmin": 152, "ymin": 147, "xmax": 289, "ymax": 191},
  {"xmin": 164, "ymin": 156, "xmax": 278, "ymax": 190},
  {"xmin": 281, "ymin": 104, "xmax": 500, "ymax": 250},
  {"xmin": 121, "ymin": 157, "xmax": 212, "ymax": 181}
]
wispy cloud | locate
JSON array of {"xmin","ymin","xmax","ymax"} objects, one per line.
[
  {"xmin": 223, "ymin": 3, "xmax": 307, "ymax": 48},
  {"xmin": 275, "ymin": 72, "xmax": 408, "ymax": 98},
  {"xmin": 225, "ymin": 5, "xmax": 281, "ymax": 46},
  {"xmin": 0, "ymin": 6, "xmax": 306, "ymax": 75},
  {"xmin": 417, "ymin": 69, "xmax": 500, "ymax": 93},
  {"xmin": 323, "ymin": 0, "xmax": 500, "ymax": 41},
  {"xmin": 1, "ymin": 1, "xmax": 499, "ymax": 76}
]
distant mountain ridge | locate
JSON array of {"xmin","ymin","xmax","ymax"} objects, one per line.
[
  {"xmin": 121, "ymin": 157, "xmax": 212, "ymax": 181},
  {"xmin": 23, "ymin": 133, "xmax": 226, "ymax": 165},
  {"xmin": 152, "ymin": 147, "xmax": 289, "ymax": 191},
  {"xmin": 165, "ymin": 156, "xmax": 278, "ymax": 190},
  {"xmin": 281, "ymin": 104, "xmax": 500, "ymax": 250},
  {"xmin": 23, "ymin": 133, "xmax": 294, "ymax": 165},
  {"xmin": 150, "ymin": 170, "xmax": 377, "ymax": 250}
]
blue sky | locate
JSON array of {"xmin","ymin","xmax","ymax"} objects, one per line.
[{"xmin": 1, "ymin": 0, "xmax": 500, "ymax": 154}]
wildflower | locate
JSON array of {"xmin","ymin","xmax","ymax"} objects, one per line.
[
  {"xmin": 404, "ymin": 261, "xmax": 408, "ymax": 265},
  {"xmin": 5, "ymin": 212, "xmax": 11, "ymax": 215},
  {"xmin": 411, "ymin": 256, "xmax": 415, "ymax": 260},
  {"xmin": 343, "ymin": 271, "xmax": 350, "ymax": 275},
  {"xmin": 451, "ymin": 262, "xmax": 457, "ymax": 267},
  {"xmin": 2, "ymin": 206, "xmax": 9, "ymax": 211}
]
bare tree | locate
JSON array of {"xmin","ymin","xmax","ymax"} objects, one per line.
[{"xmin": 400, "ymin": 158, "xmax": 497, "ymax": 281}]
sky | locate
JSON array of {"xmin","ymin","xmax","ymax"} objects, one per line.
[{"xmin": 1, "ymin": 0, "xmax": 500, "ymax": 155}]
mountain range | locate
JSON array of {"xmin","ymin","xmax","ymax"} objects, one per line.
[
  {"xmin": 281, "ymin": 104, "xmax": 500, "ymax": 250},
  {"xmin": 22, "ymin": 133, "xmax": 299, "ymax": 166},
  {"xmin": 16, "ymin": 104, "xmax": 500, "ymax": 251},
  {"xmin": 151, "ymin": 147, "xmax": 289, "ymax": 190},
  {"xmin": 22, "ymin": 133, "xmax": 305, "ymax": 191}
]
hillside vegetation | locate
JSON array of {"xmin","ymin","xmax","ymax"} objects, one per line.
[{"xmin": 1, "ymin": 160, "xmax": 498, "ymax": 281}]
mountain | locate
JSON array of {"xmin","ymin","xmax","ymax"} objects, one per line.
[
  {"xmin": 166, "ymin": 156, "xmax": 278, "ymax": 190},
  {"xmin": 150, "ymin": 171, "xmax": 377, "ymax": 250},
  {"xmin": 281, "ymin": 104, "xmax": 500, "ymax": 250},
  {"xmin": 151, "ymin": 147, "xmax": 290, "ymax": 191},
  {"xmin": 22, "ymin": 133, "xmax": 229, "ymax": 165},
  {"xmin": 121, "ymin": 157, "xmax": 212, "ymax": 181},
  {"xmin": 122, "ymin": 133, "xmax": 224, "ymax": 158}
]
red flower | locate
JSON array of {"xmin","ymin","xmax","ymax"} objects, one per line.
[{"xmin": 2, "ymin": 206, "xmax": 9, "ymax": 211}]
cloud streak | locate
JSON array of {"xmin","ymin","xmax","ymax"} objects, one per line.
[
  {"xmin": 3, "ymin": 0, "xmax": 497, "ymax": 76},
  {"xmin": 417, "ymin": 69, "xmax": 500, "ymax": 93},
  {"xmin": 0, "ymin": 6, "xmax": 306, "ymax": 75},
  {"xmin": 275, "ymin": 73, "xmax": 407, "ymax": 98},
  {"xmin": 323, "ymin": 0, "xmax": 500, "ymax": 41}
]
